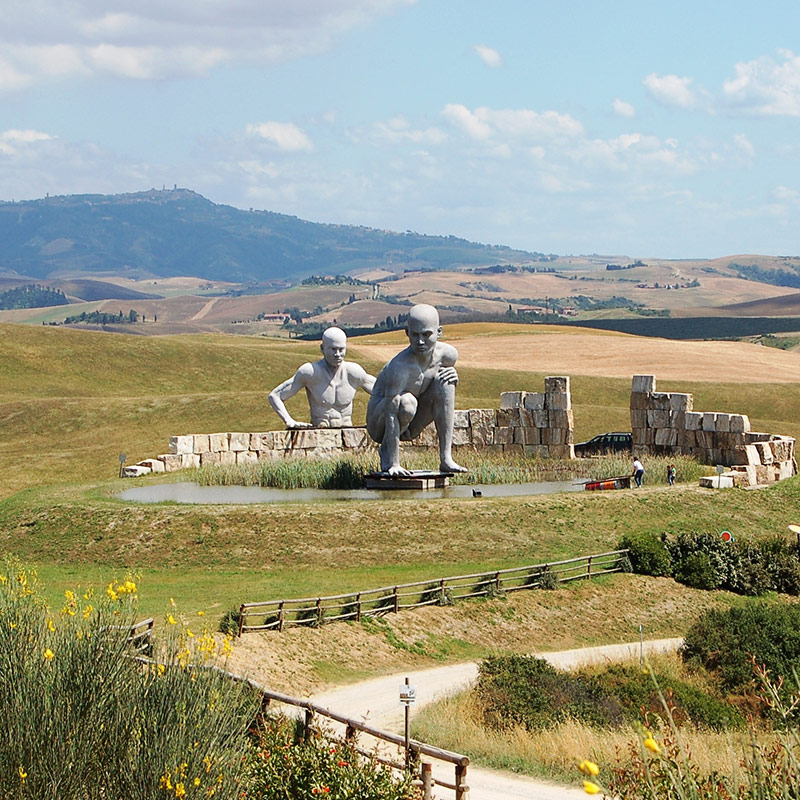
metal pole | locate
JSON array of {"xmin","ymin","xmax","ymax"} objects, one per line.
[
  {"xmin": 639, "ymin": 624, "xmax": 644, "ymax": 665},
  {"xmin": 421, "ymin": 762, "xmax": 433, "ymax": 800},
  {"xmin": 404, "ymin": 677, "xmax": 410, "ymax": 769}
]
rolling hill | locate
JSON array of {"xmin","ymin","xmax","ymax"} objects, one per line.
[{"xmin": 0, "ymin": 188, "xmax": 543, "ymax": 283}]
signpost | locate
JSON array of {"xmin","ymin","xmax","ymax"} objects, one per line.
[
  {"xmin": 118, "ymin": 453, "xmax": 127, "ymax": 478},
  {"xmin": 400, "ymin": 677, "xmax": 417, "ymax": 769}
]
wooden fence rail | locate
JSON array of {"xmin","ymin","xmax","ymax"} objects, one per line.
[{"xmin": 239, "ymin": 550, "xmax": 630, "ymax": 635}]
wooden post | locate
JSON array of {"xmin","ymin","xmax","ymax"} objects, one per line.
[
  {"xmin": 238, "ymin": 604, "xmax": 246, "ymax": 637},
  {"xmin": 404, "ymin": 677, "xmax": 410, "ymax": 769},
  {"xmin": 393, "ymin": 586, "xmax": 399, "ymax": 614},
  {"xmin": 587, "ymin": 555, "xmax": 593, "ymax": 579},
  {"xmin": 316, "ymin": 597, "xmax": 323, "ymax": 627},
  {"xmin": 421, "ymin": 762, "xmax": 433, "ymax": 800},
  {"xmin": 345, "ymin": 723, "xmax": 356, "ymax": 742},
  {"xmin": 303, "ymin": 708, "xmax": 313, "ymax": 741},
  {"xmin": 355, "ymin": 592, "xmax": 362, "ymax": 622},
  {"xmin": 494, "ymin": 570, "xmax": 501, "ymax": 594},
  {"xmin": 278, "ymin": 601, "xmax": 285, "ymax": 632},
  {"xmin": 455, "ymin": 764, "xmax": 468, "ymax": 800}
]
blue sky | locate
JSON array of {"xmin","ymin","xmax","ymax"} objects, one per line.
[{"xmin": 2, "ymin": 0, "xmax": 800, "ymax": 258}]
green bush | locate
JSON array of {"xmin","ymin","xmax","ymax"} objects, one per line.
[
  {"xmin": 245, "ymin": 715, "xmax": 414, "ymax": 800},
  {"xmin": 674, "ymin": 552, "xmax": 718, "ymax": 590},
  {"xmin": 619, "ymin": 532, "xmax": 672, "ymax": 577},
  {"xmin": 682, "ymin": 601, "xmax": 800, "ymax": 696}
]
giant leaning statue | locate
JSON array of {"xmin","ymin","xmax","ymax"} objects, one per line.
[{"xmin": 366, "ymin": 303, "xmax": 467, "ymax": 477}]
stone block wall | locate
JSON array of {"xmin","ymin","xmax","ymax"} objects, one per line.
[
  {"xmin": 631, "ymin": 374, "xmax": 796, "ymax": 487},
  {"xmin": 122, "ymin": 376, "xmax": 575, "ymax": 476}
]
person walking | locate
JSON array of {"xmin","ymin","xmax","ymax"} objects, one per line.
[
  {"xmin": 667, "ymin": 463, "xmax": 676, "ymax": 486},
  {"xmin": 632, "ymin": 457, "xmax": 645, "ymax": 488}
]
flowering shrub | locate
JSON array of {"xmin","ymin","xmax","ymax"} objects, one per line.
[
  {"xmin": 244, "ymin": 715, "xmax": 416, "ymax": 800},
  {"xmin": 0, "ymin": 560, "xmax": 259, "ymax": 800}
]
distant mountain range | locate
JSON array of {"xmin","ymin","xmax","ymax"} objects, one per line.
[{"xmin": 0, "ymin": 188, "xmax": 546, "ymax": 283}]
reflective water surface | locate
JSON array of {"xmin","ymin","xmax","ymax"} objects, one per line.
[{"xmin": 117, "ymin": 480, "xmax": 583, "ymax": 505}]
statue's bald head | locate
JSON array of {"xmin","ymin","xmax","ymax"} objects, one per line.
[
  {"xmin": 405, "ymin": 304, "xmax": 442, "ymax": 355},
  {"xmin": 320, "ymin": 326, "xmax": 347, "ymax": 367},
  {"xmin": 407, "ymin": 304, "xmax": 439, "ymax": 329}
]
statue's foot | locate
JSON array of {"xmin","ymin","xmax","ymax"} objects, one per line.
[
  {"xmin": 385, "ymin": 465, "xmax": 412, "ymax": 477},
  {"xmin": 440, "ymin": 460, "xmax": 468, "ymax": 473}
]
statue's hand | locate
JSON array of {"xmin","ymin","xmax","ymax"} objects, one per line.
[
  {"xmin": 436, "ymin": 366, "xmax": 459, "ymax": 385},
  {"xmin": 286, "ymin": 420, "xmax": 313, "ymax": 429}
]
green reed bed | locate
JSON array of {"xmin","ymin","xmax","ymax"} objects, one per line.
[{"xmin": 195, "ymin": 451, "xmax": 710, "ymax": 490}]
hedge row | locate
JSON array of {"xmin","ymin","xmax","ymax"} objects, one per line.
[{"xmin": 619, "ymin": 531, "xmax": 800, "ymax": 596}]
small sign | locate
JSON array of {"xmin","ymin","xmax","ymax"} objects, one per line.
[
  {"xmin": 119, "ymin": 453, "xmax": 127, "ymax": 463},
  {"xmin": 721, "ymin": 530, "xmax": 734, "ymax": 543},
  {"xmin": 399, "ymin": 684, "xmax": 417, "ymax": 705},
  {"xmin": 716, "ymin": 464, "xmax": 724, "ymax": 475},
  {"xmin": 788, "ymin": 524, "xmax": 800, "ymax": 535}
]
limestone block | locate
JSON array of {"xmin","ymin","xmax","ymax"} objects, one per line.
[
  {"xmin": 746, "ymin": 432, "xmax": 770, "ymax": 443},
  {"xmin": 523, "ymin": 426, "xmax": 541, "ymax": 445},
  {"xmin": 169, "ymin": 435, "xmax": 194, "ymax": 455},
  {"xmin": 469, "ymin": 424, "xmax": 490, "ymax": 446},
  {"xmin": 702, "ymin": 412, "xmax": 718, "ymax": 432},
  {"xmin": 546, "ymin": 391, "xmax": 571, "ymax": 411},
  {"xmin": 219, "ymin": 451, "xmax": 236, "ymax": 465},
  {"xmin": 454, "ymin": 410, "xmax": 470, "ymax": 428},
  {"xmin": 630, "ymin": 392, "xmax": 651, "ymax": 410},
  {"xmin": 755, "ymin": 442, "xmax": 773, "ymax": 464},
  {"xmin": 200, "ymin": 452, "xmax": 222, "ymax": 467},
  {"xmin": 669, "ymin": 411, "xmax": 686, "ymax": 430},
  {"xmin": 699, "ymin": 475, "xmax": 735, "ymax": 489},
  {"xmin": 542, "ymin": 427, "xmax": 566, "ymax": 446},
  {"xmin": 480, "ymin": 444, "xmax": 505, "ymax": 456},
  {"xmin": 493, "ymin": 426, "xmax": 513, "ymax": 445},
  {"xmin": 755, "ymin": 465, "xmax": 770, "ymax": 484},
  {"xmin": 291, "ymin": 429, "xmax": 319, "ymax": 449},
  {"xmin": 342, "ymin": 427, "xmax": 369, "ymax": 449},
  {"xmin": 647, "ymin": 409, "xmax": 670, "ymax": 428},
  {"xmin": 414, "ymin": 424, "xmax": 438, "ymax": 447},
  {"xmin": 236, "ymin": 450, "xmax": 258, "ymax": 465},
  {"xmin": 729, "ymin": 414, "xmax": 750, "ymax": 434},
  {"xmin": 138, "ymin": 458, "xmax": 165, "ymax": 473},
  {"xmin": 181, "ymin": 453, "xmax": 201, "ymax": 469},
  {"xmin": 209, "ymin": 432, "xmax": 229, "ymax": 452},
  {"xmin": 630, "ymin": 409, "xmax": 648, "ymax": 429},
  {"xmin": 228, "ymin": 432, "xmax": 250, "ymax": 452},
  {"xmin": 496, "ymin": 409, "xmax": 513, "ymax": 427},
  {"xmin": 770, "ymin": 437, "xmax": 793, "ymax": 462},
  {"xmin": 193, "ymin": 435, "xmax": 211, "ymax": 454},
  {"xmin": 122, "ymin": 465, "xmax": 151, "ymax": 477},
  {"xmin": 524, "ymin": 444, "xmax": 549, "ymax": 458},
  {"xmin": 474, "ymin": 409, "xmax": 497, "ymax": 428},
  {"xmin": 632, "ymin": 375, "xmax": 656, "ymax": 393},
  {"xmin": 631, "ymin": 427, "xmax": 647, "ymax": 446},
  {"xmin": 685, "ymin": 412, "xmax": 703, "ymax": 431},
  {"xmin": 715, "ymin": 414, "xmax": 730, "ymax": 433},
  {"xmin": 533, "ymin": 409, "xmax": 549, "ymax": 428},
  {"xmin": 548, "ymin": 444, "xmax": 571, "ymax": 459},
  {"xmin": 550, "ymin": 408, "xmax": 574, "ymax": 430},
  {"xmin": 780, "ymin": 460, "xmax": 797, "ymax": 480},
  {"xmin": 519, "ymin": 408, "xmax": 537, "ymax": 427},
  {"xmin": 452, "ymin": 427, "xmax": 471, "ymax": 446},
  {"xmin": 257, "ymin": 450, "xmax": 281, "ymax": 462},
  {"xmin": 500, "ymin": 391, "xmax": 525, "ymax": 409},
  {"xmin": 545, "ymin": 376, "xmax": 570, "ymax": 394},
  {"xmin": 669, "ymin": 393, "xmax": 693, "ymax": 412},
  {"xmin": 743, "ymin": 465, "xmax": 759, "ymax": 485},
  {"xmin": 729, "ymin": 469, "xmax": 751, "ymax": 488},
  {"xmin": 677, "ymin": 429, "xmax": 696, "ymax": 449},
  {"xmin": 271, "ymin": 430, "xmax": 292, "ymax": 449},
  {"xmin": 524, "ymin": 392, "xmax": 546, "ymax": 411},
  {"xmin": 740, "ymin": 445, "xmax": 761, "ymax": 466},
  {"xmin": 650, "ymin": 392, "xmax": 671, "ymax": 411},
  {"xmin": 503, "ymin": 443, "xmax": 524, "ymax": 456},
  {"xmin": 643, "ymin": 428, "xmax": 656, "ymax": 445},
  {"xmin": 314, "ymin": 429, "xmax": 341, "ymax": 449},
  {"xmin": 159, "ymin": 454, "xmax": 183, "ymax": 472},
  {"xmin": 655, "ymin": 428, "xmax": 678, "ymax": 447},
  {"xmin": 249, "ymin": 433, "xmax": 266, "ymax": 450}
]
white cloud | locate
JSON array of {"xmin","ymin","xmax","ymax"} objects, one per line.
[
  {"xmin": 0, "ymin": 128, "xmax": 54, "ymax": 155},
  {"xmin": 733, "ymin": 133, "xmax": 755, "ymax": 158},
  {"xmin": 723, "ymin": 50, "xmax": 800, "ymax": 116},
  {"xmin": 612, "ymin": 97, "xmax": 635, "ymax": 118},
  {"xmin": 774, "ymin": 185, "xmax": 800, "ymax": 202},
  {"xmin": 473, "ymin": 44, "xmax": 503, "ymax": 68},
  {"xmin": 245, "ymin": 122, "xmax": 313, "ymax": 152},
  {"xmin": 0, "ymin": 0, "xmax": 416, "ymax": 89},
  {"xmin": 644, "ymin": 73, "xmax": 702, "ymax": 109},
  {"xmin": 365, "ymin": 116, "xmax": 447, "ymax": 145},
  {"xmin": 441, "ymin": 104, "xmax": 584, "ymax": 142}
]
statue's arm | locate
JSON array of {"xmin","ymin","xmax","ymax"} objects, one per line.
[
  {"xmin": 350, "ymin": 363, "xmax": 376, "ymax": 394},
  {"xmin": 268, "ymin": 365, "xmax": 314, "ymax": 429}
]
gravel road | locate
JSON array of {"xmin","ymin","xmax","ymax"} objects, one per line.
[{"xmin": 308, "ymin": 637, "xmax": 683, "ymax": 799}]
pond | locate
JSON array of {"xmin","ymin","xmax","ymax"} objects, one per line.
[{"xmin": 116, "ymin": 479, "xmax": 584, "ymax": 505}]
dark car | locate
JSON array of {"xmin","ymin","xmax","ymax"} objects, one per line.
[{"xmin": 574, "ymin": 431, "xmax": 632, "ymax": 456}]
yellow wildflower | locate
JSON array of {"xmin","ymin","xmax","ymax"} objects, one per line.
[
  {"xmin": 582, "ymin": 780, "xmax": 601, "ymax": 795},
  {"xmin": 18, "ymin": 766, "xmax": 27, "ymax": 783},
  {"xmin": 9, "ymin": 621, "xmax": 17, "ymax": 629},
  {"xmin": 0, "ymin": 574, "xmax": 6, "ymax": 584},
  {"xmin": 64, "ymin": 589, "xmax": 76, "ymax": 603},
  {"xmin": 43, "ymin": 648, "xmax": 54, "ymax": 661},
  {"xmin": 47, "ymin": 618, "xmax": 55, "ymax": 632},
  {"xmin": 124, "ymin": 580, "xmax": 137, "ymax": 593},
  {"xmin": 203, "ymin": 756, "xmax": 212, "ymax": 774},
  {"xmin": 167, "ymin": 614, "xmax": 177, "ymax": 625},
  {"xmin": 643, "ymin": 736, "xmax": 661, "ymax": 754},
  {"xmin": 579, "ymin": 760, "xmax": 600, "ymax": 777},
  {"xmin": 174, "ymin": 782, "xmax": 186, "ymax": 798},
  {"xmin": 197, "ymin": 610, "xmax": 205, "ymax": 616},
  {"xmin": 83, "ymin": 604, "xmax": 94, "ymax": 619},
  {"xmin": 106, "ymin": 583, "xmax": 118, "ymax": 601},
  {"xmin": 157, "ymin": 663, "xmax": 166, "ymax": 676},
  {"xmin": 194, "ymin": 777, "xmax": 201, "ymax": 787},
  {"xmin": 83, "ymin": 588, "xmax": 94, "ymax": 600}
]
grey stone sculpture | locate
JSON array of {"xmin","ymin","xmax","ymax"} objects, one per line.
[
  {"xmin": 269, "ymin": 326, "xmax": 376, "ymax": 428},
  {"xmin": 367, "ymin": 303, "xmax": 467, "ymax": 476}
]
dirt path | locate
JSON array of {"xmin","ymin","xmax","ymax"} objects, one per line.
[
  {"xmin": 308, "ymin": 637, "xmax": 682, "ymax": 799},
  {"xmin": 191, "ymin": 297, "xmax": 219, "ymax": 320}
]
